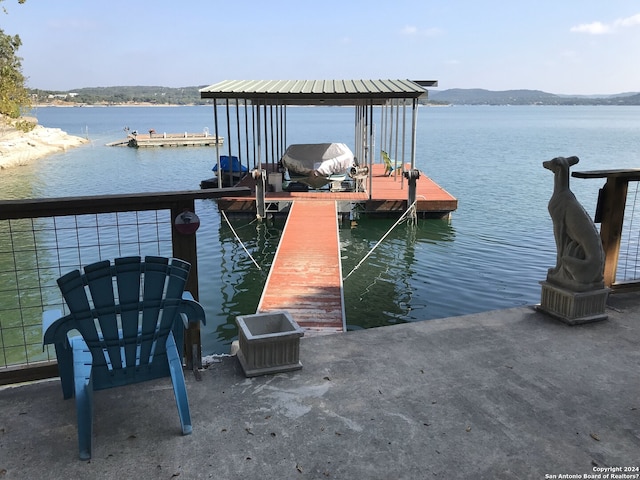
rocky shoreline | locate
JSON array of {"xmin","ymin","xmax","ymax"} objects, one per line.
[{"xmin": 0, "ymin": 117, "xmax": 88, "ymax": 169}]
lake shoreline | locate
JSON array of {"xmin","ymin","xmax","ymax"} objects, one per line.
[{"xmin": 0, "ymin": 118, "xmax": 88, "ymax": 169}]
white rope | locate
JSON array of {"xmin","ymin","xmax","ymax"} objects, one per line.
[
  {"xmin": 343, "ymin": 200, "xmax": 418, "ymax": 281},
  {"xmin": 221, "ymin": 210, "xmax": 262, "ymax": 271}
]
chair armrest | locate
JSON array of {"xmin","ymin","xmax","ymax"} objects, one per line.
[
  {"xmin": 42, "ymin": 310, "xmax": 76, "ymax": 347},
  {"xmin": 181, "ymin": 291, "xmax": 207, "ymax": 326},
  {"xmin": 43, "ymin": 309, "xmax": 62, "ymax": 344}
]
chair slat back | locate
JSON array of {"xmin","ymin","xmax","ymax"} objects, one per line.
[{"xmin": 57, "ymin": 256, "xmax": 190, "ymax": 376}]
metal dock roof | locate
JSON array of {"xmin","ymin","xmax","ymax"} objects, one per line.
[{"xmin": 200, "ymin": 79, "xmax": 437, "ymax": 105}]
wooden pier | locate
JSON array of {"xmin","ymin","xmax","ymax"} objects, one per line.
[
  {"xmin": 240, "ymin": 163, "xmax": 457, "ymax": 335},
  {"xmin": 107, "ymin": 133, "xmax": 223, "ymax": 148},
  {"xmin": 215, "ymin": 163, "xmax": 458, "ymax": 218},
  {"xmin": 257, "ymin": 200, "xmax": 346, "ymax": 334},
  {"xmin": 199, "ymin": 79, "xmax": 457, "ymax": 335}
]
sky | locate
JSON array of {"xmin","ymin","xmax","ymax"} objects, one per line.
[{"xmin": 3, "ymin": 0, "xmax": 640, "ymax": 95}]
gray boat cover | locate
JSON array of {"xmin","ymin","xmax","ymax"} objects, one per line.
[{"xmin": 281, "ymin": 143, "xmax": 354, "ymax": 176}]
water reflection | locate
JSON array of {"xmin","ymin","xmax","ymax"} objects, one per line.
[
  {"xmin": 341, "ymin": 218, "xmax": 456, "ymax": 329},
  {"xmin": 199, "ymin": 213, "xmax": 459, "ymax": 352},
  {"xmin": 198, "ymin": 212, "xmax": 284, "ymax": 353}
]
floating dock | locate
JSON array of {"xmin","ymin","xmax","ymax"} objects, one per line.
[
  {"xmin": 199, "ymin": 79, "xmax": 457, "ymax": 335},
  {"xmin": 215, "ymin": 163, "xmax": 458, "ymax": 218},
  {"xmin": 107, "ymin": 133, "xmax": 223, "ymax": 148},
  {"xmin": 257, "ymin": 200, "xmax": 346, "ymax": 334}
]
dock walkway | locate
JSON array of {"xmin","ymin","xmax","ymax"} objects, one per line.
[{"xmin": 258, "ymin": 200, "xmax": 345, "ymax": 334}]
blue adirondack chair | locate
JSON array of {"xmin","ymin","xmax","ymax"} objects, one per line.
[{"xmin": 42, "ymin": 256, "xmax": 206, "ymax": 460}]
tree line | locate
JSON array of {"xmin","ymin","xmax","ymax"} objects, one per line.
[{"xmin": 30, "ymin": 85, "xmax": 211, "ymax": 106}]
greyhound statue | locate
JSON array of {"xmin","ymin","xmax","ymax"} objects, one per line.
[{"xmin": 542, "ymin": 156, "xmax": 605, "ymax": 292}]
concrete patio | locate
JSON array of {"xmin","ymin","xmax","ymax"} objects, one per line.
[{"xmin": 1, "ymin": 292, "xmax": 639, "ymax": 479}]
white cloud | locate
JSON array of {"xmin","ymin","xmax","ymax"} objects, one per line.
[
  {"xmin": 401, "ymin": 25, "xmax": 419, "ymax": 35},
  {"xmin": 400, "ymin": 25, "xmax": 442, "ymax": 37},
  {"xmin": 571, "ymin": 13, "xmax": 640, "ymax": 35},
  {"xmin": 615, "ymin": 13, "xmax": 640, "ymax": 28},
  {"xmin": 570, "ymin": 21, "xmax": 611, "ymax": 35}
]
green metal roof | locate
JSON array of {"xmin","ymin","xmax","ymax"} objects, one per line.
[{"xmin": 199, "ymin": 79, "xmax": 437, "ymax": 105}]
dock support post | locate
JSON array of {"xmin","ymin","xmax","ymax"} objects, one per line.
[
  {"xmin": 405, "ymin": 169, "xmax": 420, "ymax": 202},
  {"xmin": 254, "ymin": 169, "xmax": 266, "ymax": 220},
  {"xmin": 405, "ymin": 169, "xmax": 420, "ymax": 221}
]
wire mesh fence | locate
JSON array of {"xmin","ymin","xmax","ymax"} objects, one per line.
[
  {"xmin": 616, "ymin": 181, "xmax": 640, "ymax": 284},
  {"xmin": 0, "ymin": 211, "xmax": 172, "ymax": 368}
]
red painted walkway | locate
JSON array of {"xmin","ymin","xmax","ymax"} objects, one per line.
[{"xmin": 257, "ymin": 200, "xmax": 345, "ymax": 334}]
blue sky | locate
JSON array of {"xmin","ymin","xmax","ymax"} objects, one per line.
[{"xmin": 4, "ymin": 0, "xmax": 640, "ymax": 95}]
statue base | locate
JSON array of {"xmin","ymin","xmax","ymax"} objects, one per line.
[{"xmin": 536, "ymin": 281, "xmax": 609, "ymax": 325}]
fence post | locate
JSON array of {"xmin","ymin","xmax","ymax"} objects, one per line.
[
  {"xmin": 598, "ymin": 176, "xmax": 628, "ymax": 287},
  {"xmin": 170, "ymin": 200, "xmax": 201, "ymax": 370}
]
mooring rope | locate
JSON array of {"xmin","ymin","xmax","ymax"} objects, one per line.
[
  {"xmin": 220, "ymin": 210, "xmax": 262, "ymax": 271},
  {"xmin": 343, "ymin": 200, "xmax": 418, "ymax": 281}
]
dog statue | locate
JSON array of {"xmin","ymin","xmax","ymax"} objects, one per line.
[{"xmin": 542, "ymin": 156, "xmax": 605, "ymax": 292}]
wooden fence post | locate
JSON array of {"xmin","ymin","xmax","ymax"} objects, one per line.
[{"xmin": 171, "ymin": 200, "xmax": 201, "ymax": 370}]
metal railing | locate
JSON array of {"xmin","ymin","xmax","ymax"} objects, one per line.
[
  {"xmin": 0, "ymin": 187, "xmax": 250, "ymax": 385},
  {"xmin": 573, "ymin": 169, "xmax": 640, "ymax": 291}
]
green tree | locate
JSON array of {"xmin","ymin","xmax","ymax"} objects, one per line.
[{"xmin": 0, "ymin": 0, "xmax": 30, "ymax": 119}]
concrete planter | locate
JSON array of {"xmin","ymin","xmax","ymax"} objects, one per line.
[{"xmin": 235, "ymin": 311, "xmax": 304, "ymax": 377}]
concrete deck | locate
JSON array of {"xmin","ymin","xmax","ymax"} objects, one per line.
[{"xmin": 1, "ymin": 293, "xmax": 639, "ymax": 479}]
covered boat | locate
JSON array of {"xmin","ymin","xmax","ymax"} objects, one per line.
[
  {"xmin": 213, "ymin": 155, "xmax": 248, "ymax": 175},
  {"xmin": 200, "ymin": 155, "xmax": 249, "ymax": 188},
  {"xmin": 281, "ymin": 143, "xmax": 355, "ymax": 177}
]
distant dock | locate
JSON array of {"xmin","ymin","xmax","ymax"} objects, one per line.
[{"xmin": 107, "ymin": 132, "xmax": 223, "ymax": 148}]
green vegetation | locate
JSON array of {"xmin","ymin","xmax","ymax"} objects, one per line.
[
  {"xmin": 31, "ymin": 85, "xmax": 212, "ymax": 106},
  {"xmin": 11, "ymin": 117, "xmax": 35, "ymax": 132},
  {"xmin": 0, "ymin": 0, "xmax": 31, "ymax": 119}
]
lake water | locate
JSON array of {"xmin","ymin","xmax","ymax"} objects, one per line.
[{"xmin": 3, "ymin": 105, "xmax": 640, "ymax": 354}]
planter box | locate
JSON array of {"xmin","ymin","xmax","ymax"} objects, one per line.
[{"xmin": 235, "ymin": 311, "xmax": 304, "ymax": 377}]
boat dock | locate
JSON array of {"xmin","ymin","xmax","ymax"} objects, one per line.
[
  {"xmin": 257, "ymin": 200, "xmax": 346, "ymax": 334},
  {"xmin": 216, "ymin": 163, "xmax": 458, "ymax": 218},
  {"xmin": 199, "ymin": 79, "xmax": 458, "ymax": 335},
  {"xmin": 107, "ymin": 132, "xmax": 223, "ymax": 147},
  {"xmin": 243, "ymin": 164, "xmax": 456, "ymax": 335}
]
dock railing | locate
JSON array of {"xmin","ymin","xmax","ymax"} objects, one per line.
[
  {"xmin": 0, "ymin": 187, "xmax": 250, "ymax": 385},
  {"xmin": 573, "ymin": 169, "xmax": 640, "ymax": 292}
]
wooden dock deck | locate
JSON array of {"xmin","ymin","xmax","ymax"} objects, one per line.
[
  {"xmin": 215, "ymin": 163, "xmax": 458, "ymax": 218},
  {"xmin": 107, "ymin": 133, "xmax": 223, "ymax": 148},
  {"xmin": 257, "ymin": 201, "xmax": 346, "ymax": 334}
]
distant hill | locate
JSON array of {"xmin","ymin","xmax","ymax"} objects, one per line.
[
  {"xmin": 29, "ymin": 85, "xmax": 640, "ymax": 107},
  {"xmin": 428, "ymin": 88, "xmax": 640, "ymax": 106}
]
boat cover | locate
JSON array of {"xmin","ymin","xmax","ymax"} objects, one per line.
[
  {"xmin": 281, "ymin": 143, "xmax": 354, "ymax": 176},
  {"xmin": 213, "ymin": 155, "xmax": 248, "ymax": 173}
]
